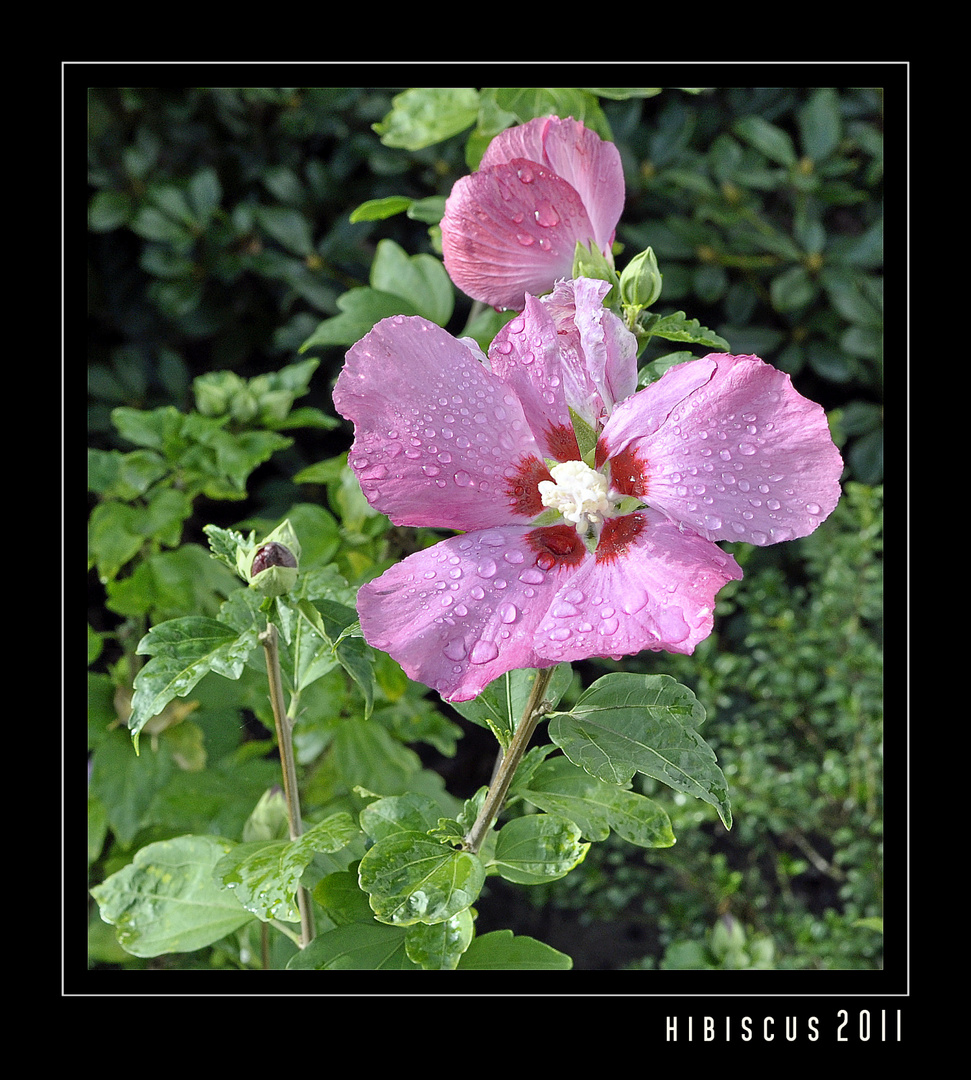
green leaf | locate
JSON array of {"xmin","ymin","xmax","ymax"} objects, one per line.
[
  {"xmin": 87, "ymin": 447, "xmax": 167, "ymax": 500},
  {"xmin": 373, "ymin": 87, "xmax": 479, "ymax": 150},
  {"xmin": 359, "ymin": 792, "xmax": 445, "ymax": 842},
  {"xmin": 457, "ymin": 929, "xmax": 573, "ymax": 970},
  {"xmin": 313, "ymin": 868, "xmax": 374, "ymax": 926},
  {"xmin": 489, "ymin": 88, "xmax": 611, "ymax": 142},
  {"xmin": 637, "ymin": 351, "xmax": 697, "ymax": 388},
  {"xmin": 370, "ymin": 238, "xmax": 453, "ymax": 326},
  {"xmin": 490, "ymin": 813, "xmax": 589, "ymax": 884},
  {"xmin": 289, "ymin": 922, "xmax": 416, "ymax": 969},
  {"xmin": 90, "ymin": 835, "xmax": 254, "ymax": 957},
  {"xmin": 639, "ymin": 311, "xmax": 730, "ymax": 350},
  {"xmin": 548, "ymin": 673, "xmax": 732, "ymax": 828},
  {"xmin": 582, "ymin": 87, "xmax": 665, "ymax": 100},
  {"xmin": 449, "ymin": 664, "xmax": 573, "ymax": 751},
  {"xmin": 321, "ymin": 717, "xmax": 425, "ymax": 798},
  {"xmin": 798, "ymin": 87, "xmax": 842, "ymax": 162},
  {"xmin": 300, "ymin": 287, "xmax": 420, "ymax": 350},
  {"xmin": 304, "ymin": 599, "xmax": 374, "ymax": 715},
  {"xmin": 358, "ymin": 832, "xmax": 485, "ymax": 926},
  {"xmin": 770, "ymin": 265, "xmax": 817, "ymax": 312},
  {"xmin": 255, "ymin": 205, "xmax": 314, "ymax": 256},
  {"xmin": 129, "ymin": 616, "xmax": 257, "ymax": 743},
  {"xmin": 88, "ymin": 189, "xmax": 134, "ymax": 232},
  {"xmin": 405, "ymin": 908, "xmax": 475, "ymax": 969},
  {"xmin": 349, "ymin": 196, "xmax": 413, "ymax": 223},
  {"xmin": 214, "ymin": 811, "xmax": 358, "ymax": 922},
  {"xmin": 733, "ymin": 115, "xmax": 798, "ymax": 167},
  {"xmin": 520, "ymin": 755, "xmax": 676, "ymax": 848}
]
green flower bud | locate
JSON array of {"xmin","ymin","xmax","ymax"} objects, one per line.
[{"xmin": 619, "ymin": 247, "xmax": 663, "ymax": 311}]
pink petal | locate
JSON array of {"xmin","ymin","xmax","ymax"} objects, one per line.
[
  {"xmin": 601, "ymin": 354, "xmax": 844, "ymax": 545},
  {"xmin": 533, "ymin": 510, "xmax": 742, "ymax": 663},
  {"xmin": 441, "ymin": 159, "xmax": 594, "ymax": 310},
  {"xmin": 487, "ymin": 294, "xmax": 580, "ymax": 461},
  {"xmin": 333, "ymin": 315, "xmax": 549, "ymax": 531},
  {"xmin": 545, "ymin": 278, "xmax": 638, "ymax": 429},
  {"xmin": 479, "ymin": 116, "xmax": 625, "ymax": 253},
  {"xmin": 357, "ymin": 524, "xmax": 588, "ymax": 702}
]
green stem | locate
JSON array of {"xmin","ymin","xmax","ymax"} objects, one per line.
[
  {"xmin": 462, "ymin": 667, "xmax": 556, "ymax": 855},
  {"xmin": 259, "ymin": 621, "xmax": 315, "ymax": 948}
]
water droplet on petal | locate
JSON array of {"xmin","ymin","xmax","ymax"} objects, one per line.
[
  {"xmin": 470, "ymin": 640, "xmax": 499, "ymax": 664},
  {"xmin": 443, "ymin": 639, "xmax": 467, "ymax": 661}
]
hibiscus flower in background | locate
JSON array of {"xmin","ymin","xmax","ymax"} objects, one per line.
[
  {"xmin": 332, "ymin": 279, "xmax": 843, "ymax": 702},
  {"xmin": 441, "ymin": 116, "xmax": 625, "ymax": 311}
]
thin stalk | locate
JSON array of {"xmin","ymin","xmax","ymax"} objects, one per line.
[
  {"xmin": 462, "ymin": 667, "xmax": 556, "ymax": 854},
  {"xmin": 259, "ymin": 622, "xmax": 315, "ymax": 947}
]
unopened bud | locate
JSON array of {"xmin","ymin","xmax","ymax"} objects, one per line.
[
  {"xmin": 619, "ymin": 247, "xmax": 663, "ymax": 311},
  {"xmin": 251, "ymin": 542, "xmax": 297, "ymax": 576},
  {"xmin": 249, "ymin": 541, "xmax": 298, "ymax": 596},
  {"xmin": 241, "ymin": 519, "xmax": 301, "ymax": 597}
]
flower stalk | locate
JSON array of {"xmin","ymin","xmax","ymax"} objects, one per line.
[
  {"xmin": 259, "ymin": 621, "xmax": 315, "ymax": 947},
  {"xmin": 462, "ymin": 666, "xmax": 556, "ymax": 854}
]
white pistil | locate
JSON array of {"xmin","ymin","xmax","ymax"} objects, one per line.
[{"xmin": 538, "ymin": 460, "xmax": 613, "ymax": 534}]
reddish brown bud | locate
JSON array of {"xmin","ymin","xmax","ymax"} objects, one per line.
[{"xmin": 250, "ymin": 542, "xmax": 298, "ymax": 577}]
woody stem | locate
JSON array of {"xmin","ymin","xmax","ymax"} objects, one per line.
[
  {"xmin": 462, "ymin": 666, "xmax": 556, "ymax": 855},
  {"xmin": 259, "ymin": 621, "xmax": 315, "ymax": 947}
]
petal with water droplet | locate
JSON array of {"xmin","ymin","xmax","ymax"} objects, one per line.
[{"xmin": 356, "ymin": 525, "xmax": 587, "ymax": 702}]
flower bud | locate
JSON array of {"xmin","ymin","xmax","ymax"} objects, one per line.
[
  {"xmin": 242, "ymin": 519, "xmax": 301, "ymax": 596},
  {"xmin": 249, "ymin": 542, "xmax": 298, "ymax": 596},
  {"xmin": 619, "ymin": 247, "xmax": 663, "ymax": 311}
]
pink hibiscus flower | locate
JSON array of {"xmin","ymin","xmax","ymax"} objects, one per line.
[
  {"xmin": 332, "ymin": 279, "xmax": 843, "ymax": 702},
  {"xmin": 441, "ymin": 116, "xmax": 625, "ymax": 311}
]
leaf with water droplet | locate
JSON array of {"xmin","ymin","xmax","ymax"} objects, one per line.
[
  {"xmin": 547, "ymin": 673, "xmax": 732, "ymax": 828},
  {"xmin": 129, "ymin": 616, "xmax": 258, "ymax": 746},
  {"xmin": 213, "ymin": 812, "xmax": 359, "ymax": 923},
  {"xmin": 358, "ymin": 831, "xmax": 485, "ymax": 927},
  {"xmin": 518, "ymin": 755, "xmax": 675, "ymax": 848},
  {"xmin": 489, "ymin": 813, "xmax": 589, "ymax": 884},
  {"xmin": 90, "ymin": 835, "xmax": 255, "ymax": 957},
  {"xmin": 404, "ymin": 908, "xmax": 475, "ymax": 970}
]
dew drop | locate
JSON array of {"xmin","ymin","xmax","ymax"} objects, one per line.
[
  {"xmin": 454, "ymin": 470, "xmax": 472, "ymax": 486},
  {"xmin": 443, "ymin": 639, "xmax": 467, "ymax": 661},
  {"xmin": 470, "ymin": 640, "xmax": 499, "ymax": 664}
]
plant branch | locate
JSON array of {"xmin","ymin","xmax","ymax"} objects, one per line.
[
  {"xmin": 259, "ymin": 621, "xmax": 315, "ymax": 947},
  {"xmin": 462, "ymin": 667, "xmax": 555, "ymax": 855}
]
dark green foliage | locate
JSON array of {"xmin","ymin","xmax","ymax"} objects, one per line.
[{"xmin": 87, "ymin": 86, "xmax": 883, "ymax": 971}]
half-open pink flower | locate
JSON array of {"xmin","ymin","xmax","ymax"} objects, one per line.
[
  {"xmin": 441, "ymin": 116, "xmax": 624, "ymax": 311},
  {"xmin": 333, "ymin": 280, "xmax": 843, "ymax": 702}
]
